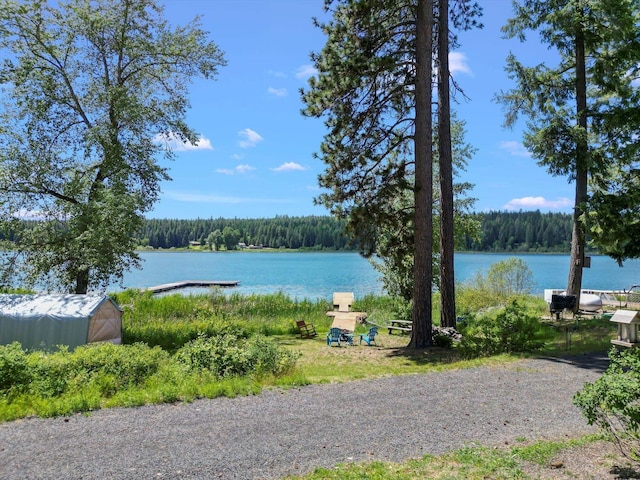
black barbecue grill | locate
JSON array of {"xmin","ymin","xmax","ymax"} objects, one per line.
[{"xmin": 550, "ymin": 294, "xmax": 577, "ymax": 319}]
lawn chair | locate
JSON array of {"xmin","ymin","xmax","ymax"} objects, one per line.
[
  {"xmin": 359, "ymin": 326, "xmax": 378, "ymax": 346},
  {"xmin": 296, "ymin": 320, "xmax": 317, "ymax": 339},
  {"xmin": 327, "ymin": 327, "xmax": 342, "ymax": 347}
]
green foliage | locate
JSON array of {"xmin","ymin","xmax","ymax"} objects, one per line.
[
  {"xmin": 457, "ymin": 300, "xmax": 551, "ymax": 357},
  {"xmin": 587, "ymin": 172, "xmax": 640, "ymax": 265},
  {"xmin": 485, "ymin": 258, "xmax": 534, "ymax": 298},
  {"xmin": 0, "ymin": 0, "xmax": 226, "ymax": 293},
  {"xmin": 498, "ymin": 0, "xmax": 640, "ymax": 271},
  {"xmin": 0, "ymin": 332, "xmax": 298, "ymax": 420},
  {"xmin": 114, "ymin": 289, "xmax": 332, "ymax": 350},
  {"xmin": 457, "ymin": 258, "xmax": 535, "ymax": 313},
  {"xmin": 26, "ymin": 343, "xmax": 169, "ymax": 399},
  {"xmin": 463, "ymin": 211, "xmax": 573, "ymax": 253},
  {"xmin": 136, "ymin": 216, "xmax": 353, "ymax": 250},
  {"xmin": 369, "ymin": 118, "xmax": 480, "ymax": 303},
  {"xmin": 175, "ymin": 334, "xmax": 298, "ymax": 379},
  {"xmin": 0, "ymin": 342, "xmax": 30, "ymax": 395},
  {"xmin": 433, "ymin": 334, "xmax": 454, "ymax": 349},
  {"xmin": 2, "ymin": 212, "xmax": 583, "ymax": 254},
  {"xmin": 574, "ymin": 347, "xmax": 640, "ymax": 461}
]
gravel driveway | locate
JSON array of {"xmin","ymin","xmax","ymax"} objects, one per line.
[{"xmin": 0, "ymin": 353, "xmax": 608, "ymax": 479}]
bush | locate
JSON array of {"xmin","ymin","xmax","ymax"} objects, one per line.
[
  {"xmin": 574, "ymin": 347, "xmax": 640, "ymax": 461},
  {"xmin": 174, "ymin": 334, "xmax": 299, "ymax": 379},
  {"xmin": 457, "ymin": 300, "xmax": 550, "ymax": 357},
  {"xmin": 0, "ymin": 342, "xmax": 31, "ymax": 395},
  {"xmin": 433, "ymin": 334, "xmax": 454, "ymax": 349},
  {"xmin": 457, "ymin": 258, "xmax": 536, "ymax": 314},
  {"xmin": 26, "ymin": 343, "xmax": 170, "ymax": 398}
]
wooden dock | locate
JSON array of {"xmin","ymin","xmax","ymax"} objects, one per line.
[{"xmin": 146, "ymin": 280, "xmax": 240, "ymax": 294}]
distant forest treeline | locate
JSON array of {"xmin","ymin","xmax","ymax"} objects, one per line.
[
  {"xmin": 463, "ymin": 211, "xmax": 573, "ymax": 253},
  {"xmin": 135, "ymin": 211, "xmax": 575, "ymax": 253}
]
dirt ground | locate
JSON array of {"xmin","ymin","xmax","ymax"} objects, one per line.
[{"xmin": 516, "ymin": 440, "xmax": 640, "ymax": 479}]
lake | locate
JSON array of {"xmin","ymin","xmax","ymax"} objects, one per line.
[{"xmin": 114, "ymin": 251, "xmax": 640, "ymax": 300}]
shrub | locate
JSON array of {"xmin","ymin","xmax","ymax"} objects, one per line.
[
  {"xmin": 72, "ymin": 342, "xmax": 169, "ymax": 387},
  {"xmin": 0, "ymin": 342, "xmax": 31, "ymax": 395},
  {"xmin": 574, "ymin": 347, "xmax": 640, "ymax": 461},
  {"xmin": 433, "ymin": 334, "xmax": 454, "ymax": 349},
  {"xmin": 457, "ymin": 258, "xmax": 536, "ymax": 313},
  {"xmin": 175, "ymin": 334, "xmax": 299, "ymax": 379},
  {"xmin": 24, "ymin": 343, "xmax": 170, "ymax": 399},
  {"xmin": 457, "ymin": 300, "xmax": 550, "ymax": 357},
  {"xmin": 28, "ymin": 347, "xmax": 80, "ymax": 397},
  {"xmin": 244, "ymin": 335, "xmax": 299, "ymax": 377}
]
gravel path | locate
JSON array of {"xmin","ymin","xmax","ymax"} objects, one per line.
[{"xmin": 0, "ymin": 353, "xmax": 608, "ymax": 479}]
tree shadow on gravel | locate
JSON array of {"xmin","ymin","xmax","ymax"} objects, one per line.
[
  {"xmin": 610, "ymin": 464, "xmax": 640, "ymax": 479},
  {"xmin": 534, "ymin": 352, "xmax": 610, "ymax": 374}
]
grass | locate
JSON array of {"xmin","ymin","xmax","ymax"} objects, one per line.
[
  {"xmin": 278, "ymin": 331, "xmax": 514, "ymax": 383},
  {"xmin": 0, "ymin": 291, "xmax": 618, "ymax": 421},
  {"xmin": 285, "ymin": 434, "xmax": 637, "ymax": 480},
  {"xmin": 0, "ymin": 290, "xmax": 627, "ymax": 478}
]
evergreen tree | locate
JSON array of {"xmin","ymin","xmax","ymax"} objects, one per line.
[
  {"xmin": 302, "ymin": 0, "xmax": 480, "ymax": 347},
  {"xmin": 498, "ymin": 0, "xmax": 640, "ymax": 307}
]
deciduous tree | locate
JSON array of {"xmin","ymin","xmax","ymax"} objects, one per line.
[{"xmin": 0, "ymin": 0, "xmax": 226, "ymax": 292}]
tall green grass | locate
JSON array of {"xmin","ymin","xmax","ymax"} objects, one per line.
[{"xmin": 113, "ymin": 289, "xmax": 396, "ymax": 351}]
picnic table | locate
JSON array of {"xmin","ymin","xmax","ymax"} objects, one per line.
[{"xmin": 387, "ymin": 319, "xmax": 412, "ymax": 334}]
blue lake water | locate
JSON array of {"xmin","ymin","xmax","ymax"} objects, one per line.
[{"xmin": 114, "ymin": 251, "xmax": 640, "ymax": 300}]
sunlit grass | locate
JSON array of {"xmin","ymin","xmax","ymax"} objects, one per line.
[
  {"xmin": 285, "ymin": 434, "xmax": 614, "ymax": 480},
  {"xmin": 0, "ymin": 289, "xmax": 619, "ymax": 423}
]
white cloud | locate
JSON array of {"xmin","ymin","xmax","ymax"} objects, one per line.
[
  {"xmin": 236, "ymin": 164, "xmax": 255, "ymax": 174},
  {"xmin": 267, "ymin": 86, "xmax": 288, "ymax": 97},
  {"xmin": 503, "ymin": 196, "xmax": 573, "ymax": 211},
  {"xmin": 269, "ymin": 70, "xmax": 287, "ymax": 78},
  {"xmin": 449, "ymin": 52, "xmax": 472, "ymax": 76},
  {"xmin": 238, "ymin": 128, "xmax": 264, "ymax": 149},
  {"xmin": 154, "ymin": 132, "xmax": 213, "ymax": 151},
  {"xmin": 230, "ymin": 153, "xmax": 244, "ymax": 160},
  {"xmin": 499, "ymin": 140, "xmax": 532, "ymax": 158},
  {"xmin": 216, "ymin": 164, "xmax": 255, "ymax": 175},
  {"xmin": 271, "ymin": 162, "xmax": 306, "ymax": 172},
  {"xmin": 295, "ymin": 64, "xmax": 317, "ymax": 79}
]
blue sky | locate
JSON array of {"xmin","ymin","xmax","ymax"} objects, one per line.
[{"xmin": 149, "ymin": 0, "xmax": 575, "ymax": 219}]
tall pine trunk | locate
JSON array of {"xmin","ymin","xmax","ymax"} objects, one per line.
[
  {"xmin": 410, "ymin": 0, "xmax": 434, "ymax": 348},
  {"xmin": 567, "ymin": 23, "xmax": 587, "ymax": 310},
  {"xmin": 437, "ymin": 0, "xmax": 456, "ymax": 329}
]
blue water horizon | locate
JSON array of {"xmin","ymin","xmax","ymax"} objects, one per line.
[{"xmin": 113, "ymin": 251, "xmax": 640, "ymax": 301}]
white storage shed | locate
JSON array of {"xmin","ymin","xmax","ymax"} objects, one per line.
[{"xmin": 0, "ymin": 294, "xmax": 122, "ymax": 351}]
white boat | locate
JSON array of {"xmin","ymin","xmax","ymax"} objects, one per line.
[{"xmin": 578, "ymin": 293, "xmax": 603, "ymax": 312}]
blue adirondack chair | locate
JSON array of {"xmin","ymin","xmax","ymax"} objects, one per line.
[
  {"xmin": 327, "ymin": 327, "xmax": 342, "ymax": 347},
  {"xmin": 359, "ymin": 326, "xmax": 378, "ymax": 346}
]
